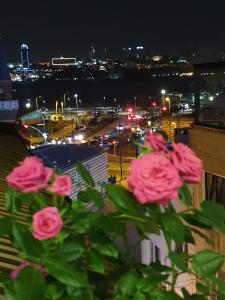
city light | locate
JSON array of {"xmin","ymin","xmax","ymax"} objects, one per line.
[{"xmin": 161, "ymin": 89, "xmax": 166, "ymax": 95}]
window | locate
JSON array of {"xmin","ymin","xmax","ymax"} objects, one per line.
[
  {"xmin": 150, "ymin": 241, "xmax": 161, "ymax": 263},
  {"xmin": 205, "ymin": 173, "xmax": 225, "ymax": 206}
]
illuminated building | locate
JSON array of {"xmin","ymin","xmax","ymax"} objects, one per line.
[
  {"xmin": 52, "ymin": 57, "xmax": 76, "ymax": 66},
  {"xmin": 0, "ymin": 42, "xmax": 18, "ymax": 121},
  {"xmin": 20, "ymin": 44, "xmax": 30, "ymax": 69}
]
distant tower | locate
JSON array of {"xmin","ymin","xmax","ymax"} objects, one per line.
[
  {"xmin": 0, "ymin": 39, "xmax": 18, "ymax": 122},
  {"xmin": 20, "ymin": 44, "xmax": 30, "ymax": 69},
  {"xmin": 90, "ymin": 46, "xmax": 96, "ymax": 61},
  {"xmin": 104, "ymin": 48, "xmax": 109, "ymax": 60}
]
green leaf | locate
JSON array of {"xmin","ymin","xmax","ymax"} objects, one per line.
[
  {"xmin": 5, "ymin": 188, "xmax": 21, "ymax": 213},
  {"xmin": 161, "ymin": 212, "xmax": 186, "ymax": 244},
  {"xmin": 87, "ymin": 250, "xmax": 104, "ymax": 274},
  {"xmin": 92, "ymin": 235, "xmax": 119, "ymax": 258},
  {"xmin": 192, "ymin": 250, "xmax": 224, "ymax": 276},
  {"xmin": 179, "ymin": 183, "xmax": 192, "ymax": 206},
  {"xmin": 0, "ymin": 217, "xmax": 12, "ymax": 235},
  {"xmin": 12, "ymin": 222, "xmax": 45, "ymax": 257},
  {"xmin": 153, "ymin": 290, "xmax": 182, "ymax": 300},
  {"xmin": 100, "ymin": 214, "xmax": 126, "ymax": 235},
  {"xmin": 78, "ymin": 188, "xmax": 104, "ymax": 209},
  {"xmin": 196, "ymin": 282, "xmax": 210, "ymax": 295},
  {"xmin": 53, "ymin": 240, "xmax": 84, "ymax": 262},
  {"xmin": 76, "ymin": 162, "xmax": 95, "ymax": 187},
  {"xmin": 115, "ymin": 271, "xmax": 139, "ymax": 296},
  {"xmin": 104, "ymin": 185, "xmax": 145, "ymax": 215},
  {"xmin": 200, "ymin": 201, "xmax": 225, "ymax": 232},
  {"xmin": 0, "ymin": 272, "xmax": 16, "ymax": 300},
  {"xmin": 168, "ymin": 252, "xmax": 188, "ymax": 271},
  {"xmin": 70, "ymin": 213, "xmax": 97, "ymax": 234},
  {"xmin": 111, "ymin": 296, "xmax": 129, "ymax": 300},
  {"xmin": 133, "ymin": 292, "xmax": 147, "ymax": 300},
  {"xmin": 15, "ymin": 266, "xmax": 46, "ymax": 300},
  {"xmin": 208, "ymin": 274, "xmax": 225, "ymax": 296},
  {"xmin": 5, "ymin": 188, "xmax": 13, "ymax": 211},
  {"xmin": 136, "ymin": 276, "xmax": 167, "ymax": 292},
  {"xmin": 44, "ymin": 257, "xmax": 88, "ymax": 288},
  {"xmin": 44, "ymin": 284, "xmax": 65, "ymax": 300}
]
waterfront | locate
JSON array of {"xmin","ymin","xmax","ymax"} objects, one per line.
[{"xmin": 13, "ymin": 76, "xmax": 193, "ymax": 109}]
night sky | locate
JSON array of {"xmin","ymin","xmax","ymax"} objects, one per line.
[{"xmin": 1, "ymin": 0, "xmax": 225, "ymax": 61}]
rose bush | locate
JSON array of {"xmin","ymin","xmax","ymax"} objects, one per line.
[
  {"xmin": 127, "ymin": 152, "xmax": 183, "ymax": 205},
  {"xmin": 32, "ymin": 207, "xmax": 63, "ymax": 240},
  {"xmin": 1, "ymin": 135, "xmax": 225, "ymax": 300},
  {"xmin": 6, "ymin": 156, "xmax": 53, "ymax": 193},
  {"xmin": 50, "ymin": 175, "xmax": 72, "ymax": 196}
]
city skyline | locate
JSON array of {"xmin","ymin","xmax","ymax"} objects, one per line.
[{"xmin": 1, "ymin": 0, "xmax": 225, "ymax": 61}]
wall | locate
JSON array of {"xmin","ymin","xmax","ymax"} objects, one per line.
[{"xmin": 189, "ymin": 125, "xmax": 225, "ymax": 269}]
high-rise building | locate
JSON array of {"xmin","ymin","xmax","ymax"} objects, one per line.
[
  {"xmin": 0, "ymin": 41, "xmax": 18, "ymax": 122},
  {"xmin": 90, "ymin": 46, "xmax": 96, "ymax": 61},
  {"xmin": 20, "ymin": 44, "xmax": 30, "ymax": 69}
]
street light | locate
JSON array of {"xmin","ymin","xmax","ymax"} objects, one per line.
[
  {"xmin": 61, "ymin": 101, "xmax": 64, "ymax": 115},
  {"xmin": 165, "ymin": 97, "xmax": 171, "ymax": 139},
  {"xmin": 55, "ymin": 101, "xmax": 58, "ymax": 114},
  {"xmin": 26, "ymin": 98, "xmax": 31, "ymax": 109},
  {"xmin": 63, "ymin": 93, "xmax": 68, "ymax": 109},
  {"xmin": 134, "ymin": 96, "xmax": 137, "ymax": 113},
  {"xmin": 117, "ymin": 124, "xmax": 124, "ymax": 181},
  {"xmin": 103, "ymin": 96, "xmax": 106, "ymax": 114},
  {"xmin": 35, "ymin": 96, "xmax": 42, "ymax": 110},
  {"xmin": 74, "ymin": 93, "xmax": 79, "ymax": 125},
  {"xmin": 161, "ymin": 89, "xmax": 166, "ymax": 105}
]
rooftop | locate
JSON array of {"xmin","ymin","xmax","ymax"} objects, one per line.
[{"xmin": 32, "ymin": 144, "xmax": 104, "ymax": 171}]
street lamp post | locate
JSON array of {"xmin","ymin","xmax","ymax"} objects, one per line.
[
  {"xmin": 117, "ymin": 124, "xmax": 124, "ymax": 181},
  {"xmin": 35, "ymin": 96, "xmax": 43, "ymax": 110},
  {"xmin": 165, "ymin": 97, "xmax": 171, "ymax": 139},
  {"xmin": 56, "ymin": 101, "xmax": 58, "ymax": 114},
  {"xmin": 63, "ymin": 93, "xmax": 67, "ymax": 109},
  {"xmin": 134, "ymin": 96, "xmax": 137, "ymax": 113},
  {"xmin": 74, "ymin": 93, "xmax": 79, "ymax": 125},
  {"xmin": 103, "ymin": 96, "xmax": 106, "ymax": 114},
  {"xmin": 61, "ymin": 101, "xmax": 64, "ymax": 115},
  {"xmin": 161, "ymin": 89, "xmax": 166, "ymax": 105}
]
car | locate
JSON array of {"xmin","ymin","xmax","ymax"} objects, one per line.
[
  {"xmin": 99, "ymin": 139, "xmax": 109, "ymax": 148},
  {"xmin": 89, "ymin": 139, "xmax": 99, "ymax": 146},
  {"xmin": 106, "ymin": 111, "xmax": 116, "ymax": 117},
  {"xmin": 76, "ymin": 125, "xmax": 87, "ymax": 131},
  {"xmin": 107, "ymin": 138, "xmax": 119, "ymax": 146}
]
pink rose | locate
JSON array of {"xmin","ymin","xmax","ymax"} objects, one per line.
[
  {"xmin": 169, "ymin": 143, "xmax": 203, "ymax": 183},
  {"xmin": 50, "ymin": 175, "xmax": 72, "ymax": 196},
  {"xmin": 11, "ymin": 261, "xmax": 47, "ymax": 280},
  {"xmin": 127, "ymin": 153, "xmax": 183, "ymax": 205},
  {"xmin": 144, "ymin": 131, "xmax": 166, "ymax": 151},
  {"xmin": 32, "ymin": 207, "xmax": 63, "ymax": 240},
  {"xmin": 6, "ymin": 156, "xmax": 53, "ymax": 193}
]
